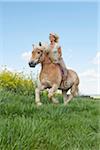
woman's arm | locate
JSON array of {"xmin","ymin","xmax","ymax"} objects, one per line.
[{"xmin": 58, "ymin": 46, "xmax": 62, "ymax": 57}]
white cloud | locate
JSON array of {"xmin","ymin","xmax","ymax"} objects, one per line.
[
  {"xmin": 79, "ymin": 68, "xmax": 100, "ymax": 95},
  {"xmin": 22, "ymin": 51, "xmax": 31, "ymax": 61},
  {"xmin": 79, "ymin": 78, "xmax": 98, "ymax": 95},
  {"xmin": 79, "ymin": 51, "xmax": 100, "ymax": 95},
  {"xmin": 79, "ymin": 69, "xmax": 100, "ymax": 79},
  {"xmin": 0, "ymin": 66, "xmax": 13, "ymax": 72},
  {"xmin": 92, "ymin": 51, "xmax": 100, "ymax": 65},
  {"xmin": 0, "ymin": 65, "xmax": 23, "ymax": 74}
]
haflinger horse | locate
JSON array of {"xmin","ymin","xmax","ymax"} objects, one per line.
[{"xmin": 29, "ymin": 43, "xmax": 79, "ymax": 106}]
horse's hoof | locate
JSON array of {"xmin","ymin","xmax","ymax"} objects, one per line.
[
  {"xmin": 36, "ymin": 102, "xmax": 42, "ymax": 106},
  {"xmin": 64, "ymin": 102, "xmax": 68, "ymax": 106},
  {"xmin": 48, "ymin": 94, "xmax": 53, "ymax": 99},
  {"xmin": 54, "ymin": 100, "xmax": 59, "ymax": 104},
  {"xmin": 52, "ymin": 98, "xmax": 59, "ymax": 104}
]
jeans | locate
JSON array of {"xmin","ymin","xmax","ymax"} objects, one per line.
[{"xmin": 54, "ymin": 57, "xmax": 67, "ymax": 77}]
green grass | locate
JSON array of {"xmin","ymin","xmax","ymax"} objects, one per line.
[{"xmin": 0, "ymin": 90, "xmax": 100, "ymax": 150}]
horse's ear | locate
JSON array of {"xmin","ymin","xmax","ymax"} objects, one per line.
[{"xmin": 39, "ymin": 42, "xmax": 42, "ymax": 46}]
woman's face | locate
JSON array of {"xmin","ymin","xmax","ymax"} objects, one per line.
[{"xmin": 49, "ymin": 34, "xmax": 55, "ymax": 42}]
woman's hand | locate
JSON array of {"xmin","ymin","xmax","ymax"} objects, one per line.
[{"xmin": 58, "ymin": 46, "xmax": 62, "ymax": 57}]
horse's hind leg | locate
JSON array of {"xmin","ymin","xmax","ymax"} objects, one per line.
[
  {"xmin": 51, "ymin": 97, "xmax": 59, "ymax": 104},
  {"xmin": 64, "ymin": 84, "xmax": 79, "ymax": 105}
]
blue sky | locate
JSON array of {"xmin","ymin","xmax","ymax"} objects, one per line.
[{"xmin": 0, "ymin": 1, "xmax": 99, "ymax": 95}]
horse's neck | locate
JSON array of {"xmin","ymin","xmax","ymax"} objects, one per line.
[
  {"xmin": 42, "ymin": 53, "xmax": 51, "ymax": 65},
  {"xmin": 40, "ymin": 53, "xmax": 52, "ymax": 71}
]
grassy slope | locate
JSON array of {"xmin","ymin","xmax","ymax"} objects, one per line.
[{"xmin": 0, "ymin": 90, "xmax": 99, "ymax": 150}]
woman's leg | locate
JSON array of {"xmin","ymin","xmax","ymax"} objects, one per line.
[{"xmin": 59, "ymin": 57, "xmax": 67, "ymax": 79}]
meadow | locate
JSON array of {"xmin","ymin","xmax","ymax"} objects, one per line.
[{"xmin": 0, "ymin": 70, "xmax": 99, "ymax": 150}]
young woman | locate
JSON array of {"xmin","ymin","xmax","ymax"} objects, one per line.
[{"xmin": 48, "ymin": 33, "xmax": 67, "ymax": 80}]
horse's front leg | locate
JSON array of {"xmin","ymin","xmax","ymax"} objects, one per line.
[
  {"xmin": 35, "ymin": 85, "xmax": 45, "ymax": 106},
  {"xmin": 48, "ymin": 84, "xmax": 59, "ymax": 104}
]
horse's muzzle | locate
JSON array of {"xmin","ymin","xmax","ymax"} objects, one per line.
[{"xmin": 28, "ymin": 61, "xmax": 36, "ymax": 67}]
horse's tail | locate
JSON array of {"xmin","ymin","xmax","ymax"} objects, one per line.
[
  {"xmin": 75, "ymin": 86, "xmax": 79, "ymax": 96},
  {"xmin": 71, "ymin": 77, "xmax": 79, "ymax": 97},
  {"xmin": 75, "ymin": 75, "xmax": 80, "ymax": 96}
]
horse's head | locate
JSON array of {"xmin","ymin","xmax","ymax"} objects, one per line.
[{"xmin": 29, "ymin": 42, "xmax": 46, "ymax": 67}]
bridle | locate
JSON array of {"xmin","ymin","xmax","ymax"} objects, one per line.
[
  {"xmin": 34, "ymin": 41, "xmax": 52, "ymax": 65},
  {"xmin": 35, "ymin": 49, "xmax": 44, "ymax": 64}
]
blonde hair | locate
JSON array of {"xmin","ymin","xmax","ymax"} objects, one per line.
[{"xmin": 49, "ymin": 33, "xmax": 59, "ymax": 43}]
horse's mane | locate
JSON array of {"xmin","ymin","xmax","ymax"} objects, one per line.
[{"xmin": 34, "ymin": 42, "xmax": 53, "ymax": 64}]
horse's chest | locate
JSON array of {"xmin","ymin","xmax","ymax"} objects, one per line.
[{"xmin": 40, "ymin": 73, "xmax": 52, "ymax": 86}]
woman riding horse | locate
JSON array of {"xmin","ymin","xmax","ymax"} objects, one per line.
[
  {"xmin": 29, "ymin": 41, "xmax": 79, "ymax": 106},
  {"xmin": 47, "ymin": 33, "xmax": 67, "ymax": 81}
]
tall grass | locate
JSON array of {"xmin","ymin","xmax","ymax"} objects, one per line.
[
  {"xmin": 0, "ymin": 90, "xmax": 99, "ymax": 150},
  {"xmin": 0, "ymin": 69, "xmax": 99, "ymax": 150}
]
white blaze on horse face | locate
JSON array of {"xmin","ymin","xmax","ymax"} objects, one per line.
[
  {"xmin": 30, "ymin": 49, "xmax": 40, "ymax": 63},
  {"xmin": 29, "ymin": 44, "xmax": 47, "ymax": 65},
  {"xmin": 30, "ymin": 56, "xmax": 38, "ymax": 64}
]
